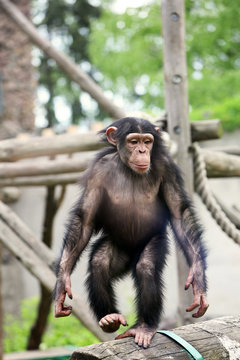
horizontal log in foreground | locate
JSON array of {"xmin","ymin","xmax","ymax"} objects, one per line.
[
  {"xmin": 0, "ymin": 173, "xmax": 81, "ymax": 187},
  {"xmin": 71, "ymin": 315, "xmax": 240, "ymax": 360},
  {"xmin": 0, "ymin": 152, "xmax": 95, "ymax": 178},
  {"xmin": 0, "ymin": 120, "xmax": 222, "ymax": 162},
  {"xmin": 0, "ymin": 133, "xmax": 102, "ymax": 162},
  {"xmin": 0, "ymin": 149, "xmax": 239, "ymax": 187}
]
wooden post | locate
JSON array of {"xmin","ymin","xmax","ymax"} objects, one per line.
[{"xmin": 161, "ymin": 0, "xmax": 193, "ymax": 325}]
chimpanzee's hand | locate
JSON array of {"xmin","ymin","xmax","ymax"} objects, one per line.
[
  {"xmin": 184, "ymin": 267, "xmax": 209, "ymax": 318},
  {"xmin": 54, "ymin": 276, "xmax": 73, "ymax": 318}
]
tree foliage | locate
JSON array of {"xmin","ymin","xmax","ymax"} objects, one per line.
[
  {"xmin": 4, "ymin": 297, "xmax": 98, "ymax": 352},
  {"xmin": 32, "ymin": 0, "xmax": 102, "ymax": 130},
  {"xmin": 33, "ymin": 0, "xmax": 240, "ymax": 130},
  {"xmin": 89, "ymin": 0, "xmax": 240, "ymax": 130},
  {"xmin": 89, "ymin": 3, "xmax": 165, "ymax": 113}
]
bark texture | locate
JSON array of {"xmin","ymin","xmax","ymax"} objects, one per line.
[
  {"xmin": 71, "ymin": 315, "xmax": 240, "ymax": 360},
  {"xmin": 0, "ymin": 0, "xmax": 35, "ymax": 139}
]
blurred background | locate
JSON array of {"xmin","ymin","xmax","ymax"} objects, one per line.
[{"xmin": 0, "ymin": 0, "xmax": 240, "ymax": 355}]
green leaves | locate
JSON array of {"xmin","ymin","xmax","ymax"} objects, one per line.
[
  {"xmin": 89, "ymin": 0, "xmax": 240, "ymax": 130},
  {"xmin": 4, "ymin": 297, "xmax": 98, "ymax": 352}
]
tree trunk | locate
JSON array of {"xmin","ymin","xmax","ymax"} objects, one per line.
[
  {"xmin": 0, "ymin": 0, "xmax": 125, "ymax": 120},
  {"xmin": 0, "ymin": 0, "xmax": 35, "ymax": 139},
  {"xmin": 27, "ymin": 186, "xmax": 57, "ymax": 350},
  {"xmin": 27, "ymin": 286, "xmax": 52, "ymax": 350},
  {"xmin": 70, "ymin": 315, "xmax": 240, "ymax": 360}
]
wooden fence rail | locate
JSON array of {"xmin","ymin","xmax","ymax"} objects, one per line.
[
  {"xmin": 0, "ymin": 149, "xmax": 239, "ymax": 187},
  {"xmin": 0, "ymin": 120, "xmax": 221, "ymax": 162}
]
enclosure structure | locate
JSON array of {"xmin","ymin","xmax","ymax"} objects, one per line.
[{"xmin": 0, "ymin": 0, "xmax": 240, "ymax": 358}]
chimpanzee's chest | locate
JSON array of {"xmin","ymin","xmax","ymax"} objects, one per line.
[{"xmin": 97, "ymin": 174, "xmax": 168, "ymax": 244}]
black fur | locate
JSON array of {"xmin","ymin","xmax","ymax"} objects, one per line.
[{"xmin": 54, "ymin": 117, "xmax": 207, "ymax": 329}]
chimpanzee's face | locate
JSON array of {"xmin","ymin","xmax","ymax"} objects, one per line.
[{"xmin": 124, "ymin": 133, "xmax": 154, "ymax": 174}]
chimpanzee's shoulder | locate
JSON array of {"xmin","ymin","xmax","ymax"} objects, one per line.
[
  {"xmin": 84, "ymin": 148, "xmax": 118, "ymax": 179},
  {"xmin": 92, "ymin": 148, "xmax": 117, "ymax": 166}
]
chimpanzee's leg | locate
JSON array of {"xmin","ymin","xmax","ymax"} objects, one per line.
[
  {"xmin": 133, "ymin": 234, "xmax": 168, "ymax": 328},
  {"xmin": 116, "ymin": 234, "xmax": 169, "ymax": 347},
  {"xmin": 85, "ymin": 236, "xmax": 130, "ymax": 332}
]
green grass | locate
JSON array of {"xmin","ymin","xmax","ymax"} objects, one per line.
[{"xmin": 4, "ymin": 297, "xmax": 98, "ymax": 353}]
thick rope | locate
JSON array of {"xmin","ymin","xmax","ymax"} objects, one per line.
[{"xmin": 192, "ymin": 142, "xmax": 240, "ymax": 245}]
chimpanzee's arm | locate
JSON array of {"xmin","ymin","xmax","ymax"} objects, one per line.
[
  {"xmin": 162, "ymin": 160, "xmax": 209, "ymax": 318},
  {"xmin": 54, "ymin": 176, "xmax": 102, "ymax": 317}
]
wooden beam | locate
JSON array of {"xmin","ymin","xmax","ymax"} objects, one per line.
[
  {"xmin": 161, "ymin": 0, "xmax": 193, "ymax": 326},
  {"xmin": 0, "ymin": 149, "xmax": 239, "ymax": 187},
  {"xmin": 0, "ymin": 201, "xmax": 54, "ymax": 268},
  {"xmin": 70, "ymin": 315, "xmax": 240, "ymax": 359},
  {"xmin": 191, "ymin": 119, "xmax": 223, "ymax": 141},
  {"xmin": 0, "ymin": 173, "xmax": 81, "ymax": 187},
  {"xmin": 0, "ymin": 120, "xmax": 223, "ymax": 162},
  {"xmin": 0, "ymin": 0, "xmax": 125, "ymax": 120},
  {"xmin": 0, "ymin": 152, "xmax": 95, "ymax": 178},
  {"xmin": 209, "ymin": 146, "xmax": 240, "ymax": 156},
  {"xmin": 202, "ymin": 149, "xmax": 240, "ymax": 177},
  {"xmin": 0, "ymin": 206, "xmax": 113, "ymax": 342},
  {"xmin": 0, "ymin": 133, "xmax": 102, "ymax": 162},
  {"xmin": 162, "ymin": 0, "xmax": 193, "ymax": 191}
]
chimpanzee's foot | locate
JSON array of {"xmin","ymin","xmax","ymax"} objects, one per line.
[
  {"xmin": 115, "ymin": 323, "xmax": 157, "ymax": 348},
  {"xmin": 99, "ymin": 313, "xmax": 128, "ymax": 333}
]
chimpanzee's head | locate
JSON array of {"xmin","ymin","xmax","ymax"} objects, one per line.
[{"xmin": 101, "ymin": 117, "xmax": 161, "ymax": 174}]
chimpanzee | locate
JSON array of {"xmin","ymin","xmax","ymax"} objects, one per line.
[{"xmin": 54, "ymin": 117, "xmax": 208, "ymax": 348}]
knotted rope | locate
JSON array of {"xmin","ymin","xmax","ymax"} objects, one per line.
[{"xmin": 192, "ymin": 142, "xmax": 240, "ymax": 245}]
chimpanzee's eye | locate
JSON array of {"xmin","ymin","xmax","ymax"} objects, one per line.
[{"xmin": 130, "ymin": 139, "xmax": 138, "ymax": 145}]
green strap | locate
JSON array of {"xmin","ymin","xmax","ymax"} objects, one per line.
[{"xmin": 157, "ymin": 330, "xmax": 204, "ymax": 360}]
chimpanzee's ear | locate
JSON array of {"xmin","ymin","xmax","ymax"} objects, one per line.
[
  {"xmin": 155, "ymin": 126, "xmax": 160, "ymax": 133},
  {"xmin": 106, "ymin": 126, "xmax": 118, "ymax": 146}
]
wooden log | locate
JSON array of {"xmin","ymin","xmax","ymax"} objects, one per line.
[
  {"xmin": 0, "ymin": 0, "xmax": 126, "ymax": 120},
  {"xmin": 0, "ymin": 210, "xmax": 113, "ymax": 342},
  {"xmin": 70, "ymin": 315, "xmax": 240, "ymax": 359},
  {"xmin": 191, "ymin": 119, "xmax": 223, "ymax": 141},
  {"xmin": 0, "ymin": 120, "xmax": 223, "ymax": 162},
  {"xmin": 0, "ymin": 149, "xmax": 239, "ymax": 187},
  {"xmin": 210, "ymin": 146, "xmax": 240, "ymax": 156},
  {"xmin": 0, "ymin": 173, "xmax": 81, "ymax": 187},
  {"xmin": 202, "ymin": 149, "xmax": 240, "ymax": 177},
  {"xmin": 0, "ymin": 201, "xmax": 54, "ymax": 268},
  {"xmin": 0, "ymin": 152, "xmax": 95, "ymax": 178},
  {"xmin": 0, "ymin": 133, "xmax": 102, "ymax": 162}
]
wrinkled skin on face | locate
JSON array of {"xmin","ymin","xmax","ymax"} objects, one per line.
[
  {"xmin": 125, "ymin": 133, "xmax": 154, "ymax": 174},
  {"xmin": 106, "ymin": 127, "xmax": 154, "ymax": 174}
]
